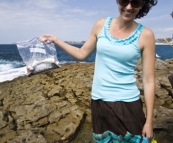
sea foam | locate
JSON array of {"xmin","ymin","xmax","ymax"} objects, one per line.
[{"xmin": 0, "ymin": 67, "xmax": 27, "ymax": 82}]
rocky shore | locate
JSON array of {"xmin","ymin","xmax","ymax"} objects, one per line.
[{"xmin": 0, "ymin": 59, "xmax": 173, "ymax": 143}]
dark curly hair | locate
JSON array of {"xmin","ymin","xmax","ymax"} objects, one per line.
[{"xmin": 135, "ymin": 0, "xmax": 158, "ymax": 19}]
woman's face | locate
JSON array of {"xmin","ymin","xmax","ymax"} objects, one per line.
[{"xmin": 117, "ymin": 0, "xmax": 143, "ymax": 21}]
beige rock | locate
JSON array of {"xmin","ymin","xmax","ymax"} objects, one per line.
[{"xmin": 0, "ymin": 61, "xmax": 173, "ymax": 142}]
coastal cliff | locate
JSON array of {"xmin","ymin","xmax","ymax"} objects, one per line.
[{"xmin": 0, "ymin": 59, "xmax": 173, "ymax": 143}]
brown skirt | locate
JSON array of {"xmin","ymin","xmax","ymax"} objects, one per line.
[{"xmin": 91, "ymin": 98, "xmax": 146, "ymax": 136}]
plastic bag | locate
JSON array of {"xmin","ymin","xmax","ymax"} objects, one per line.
[{"xmin": 16, "ymin": 37, "xmax": 60, "ymax": 75}]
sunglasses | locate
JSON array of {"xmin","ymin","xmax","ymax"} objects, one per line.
[{"xmin": 118, "ymin": 0, "xmax": 144, "ymax": 8}]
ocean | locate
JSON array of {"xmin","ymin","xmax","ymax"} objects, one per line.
[{"xmin": 0, "ymin": 44, "xmax": 173, "ymax": 82}]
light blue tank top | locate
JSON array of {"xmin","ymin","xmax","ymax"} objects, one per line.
[{"xmin": 91, "ymin": 17, "xmax": 144, "ymax": 102}]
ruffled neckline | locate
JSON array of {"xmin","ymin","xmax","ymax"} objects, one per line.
[{"xmin": 105, "ymin": 17, "xmax": 143, "ymax": 45}]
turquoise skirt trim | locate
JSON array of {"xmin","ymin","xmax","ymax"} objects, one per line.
[{"xmin": 93, "ymin": 131, "xmax": 148, "ymax": 143}]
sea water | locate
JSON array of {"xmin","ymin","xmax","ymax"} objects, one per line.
[
  {"xmin": 0, "ymin": 44, "xmax": 173, "ymax": 82},
  {"xmin": 0, "ymin": 44, "xmax": 95, "ymax": 82}
]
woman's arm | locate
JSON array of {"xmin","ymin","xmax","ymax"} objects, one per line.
[
  {"xmin": 39, "ymin": 19, "xmax": 105, "ymax": 61},
  {"xmin": 139, "ymin": 27, "xmax": 155, "ymax": 140}
]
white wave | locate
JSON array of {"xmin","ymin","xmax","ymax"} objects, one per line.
[
  {"xmin": 0, "ymin": 67, "xmax": 28, "ymax": 82},
  {"xmin": 0, "ymin": 61, "xmax": 68, "ymax": 83},
  {"xmin": 0, "ymin": 64, "xmax": 14, "ymax": 72},
  {"xmin": 0, "ymin": 61, "xmax": 87, "ymax": 83},
  {"xmin": 59, "ymin": 61, "xmax": 75, "ymax": 64},
  {"xmin": 0, "ymin": 59, "xmax": 25, "ymax": 72},
  {"xmin": 156, "ymin": 54, "xmax": 161, "ymax": 58}
]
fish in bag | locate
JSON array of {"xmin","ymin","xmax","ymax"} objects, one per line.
[{"xmin": 16, "ymin": 37, "xmax": 60, "ymax": 75}]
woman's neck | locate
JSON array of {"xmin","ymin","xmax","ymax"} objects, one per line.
[
  {"xmin": 109, "ymin": 17, "xmax": 138, "ymax": 39},
  {"xmin": 115, "ymin": 17, "xmax": 136, "ymax": 30}
]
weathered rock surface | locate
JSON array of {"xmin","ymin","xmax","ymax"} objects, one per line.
[{"xmin": 0, "ymin": 59, "xmax": 173, "ymax": 143}]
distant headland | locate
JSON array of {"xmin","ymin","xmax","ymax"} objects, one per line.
[
  {"xmin": 64, "ymin": 38, "xmax": 173, "ymax": 45},
  {"xmin": 155, "ymin": 38, "xmax": 173, "ymax": 45},
  {"xmin": 64, "ymin": 41, "xmax": 85, "ymax": 44}
]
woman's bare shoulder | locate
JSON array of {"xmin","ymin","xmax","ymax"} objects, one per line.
[
  {"xmin": 141, "ymin": 27, "xmax": 155, "ymax": 39},
  {"xmin": 92, "ymin": 18, "xmax": 106, "ymax": 35},
  {"xmin": 95, "ymin": 18, "xmax": 106, "ymax": 27},
  {"xmin": 139, "ymin": 27, "xmax": 155, "ymax": 50}
]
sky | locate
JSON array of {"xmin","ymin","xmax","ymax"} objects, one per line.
[{"xmin": 0, "ymin": 0, "xmax": 173, "ymax": 44}]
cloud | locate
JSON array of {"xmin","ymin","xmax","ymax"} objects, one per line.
[
  {"xmin": 0, "ymin": 0, "xmax": 172, "ymax": 44},
  {"xmin": 165, "ymin": 28, "xmax": 173, "ymax": 31},
  {"xmin": 137, "ymin": 11, "xmax": 173, "ymax": 39},
  {"xmin": 0, "ymin": 0, "xmax": 103, "ymax": 43}
]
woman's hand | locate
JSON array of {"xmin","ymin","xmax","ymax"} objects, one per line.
[
  {"xmin": 142, "ymin": 122, "xmax": 153, "ymax": 142},
  {"xmin": 38, "ymin": 34, "xmax": 58, "ymax": 44}
]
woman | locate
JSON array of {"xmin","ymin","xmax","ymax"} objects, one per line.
[{"xmin": 39, "ymin": 0, "xmax": 157, "ymax": 142}]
